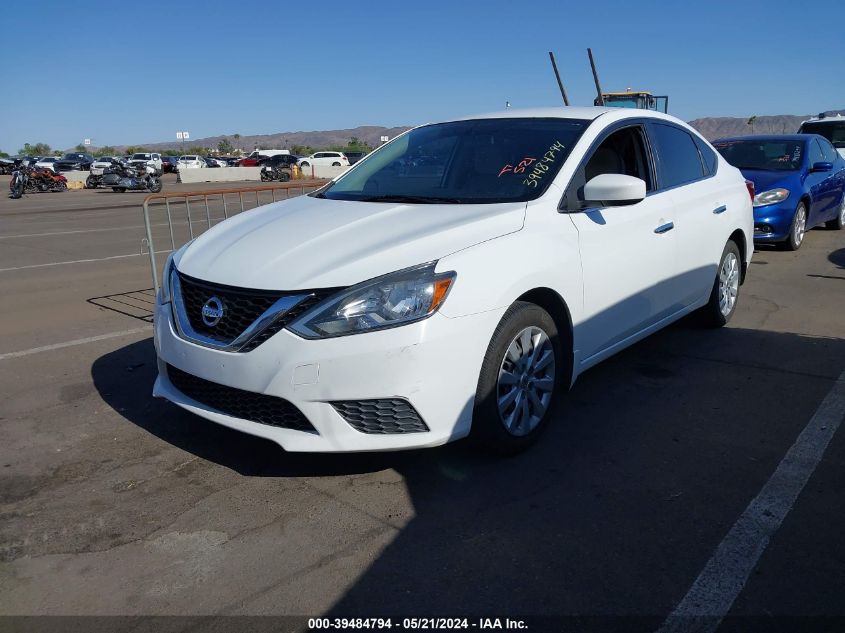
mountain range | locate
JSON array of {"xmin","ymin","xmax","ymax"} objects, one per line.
[
  {"xmin": 688, "ymin": 110, "xmax": 844, "ymax": 140},
  {"xmin": 104, "ymin": 110, "xmax": 844, "ymax": 153}
]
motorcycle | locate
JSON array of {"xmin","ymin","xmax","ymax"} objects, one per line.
[
  {"xmin": 9, "ymin": 166, "xmax": 37, "ymax": 198},
  {"xmin": 31, "ymin": 168, "xmax": 67, "ymax": 192},
  {"xmin": 260, "ymin": 164, "xmax": 292, "ymax": 182},
  {"xmin": 102, "ymin": 163, "xmax": 163, "ymax": 193}
]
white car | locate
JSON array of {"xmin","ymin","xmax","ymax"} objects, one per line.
[
  {"xmin": 153, "ymin": 107, "xmax": 753, "ymax": 453},
  {"xmin": 129, "ymin": 152, "xmax": 163, "ymax": 175},
  {"xmin": 90, "ymin": 156, "xmax": 120, "ymax": 176},
  {"xmin": 298, "ymin": 151, "xmax": 350, "ymax": 169},
  {"xmin": 798, "ymin": 113, "xmax": 845, "ymax": 159},
  {"xmin": 177, "ymin": 155, "xmax": 206, "ymax": 169},
  {"xmin": 34, "ymin": 157, "xmax": 59, "ymax": 172}
]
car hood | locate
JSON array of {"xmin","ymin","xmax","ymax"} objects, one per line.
[
  {"xmin": 739, "ymin": 169, "xmax": 800, "ymax": 192},
  {"xmin": 175, "ymin": 194, "xmax": 526, "ymax": 289}
]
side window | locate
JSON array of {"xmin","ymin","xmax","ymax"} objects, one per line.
[
  {"xmin": 563, "ymin": 125, "xmax": 653, "ymax": 211},
  {"xmin": 693, "ymin": 135, "xmax": 718, "ymax": 175},
  {"xmin": 649, "ymin": 123, "xmax": 706, "ymax": 188},
  {"xmin": 808, "ymin": 139, "xmax": 824, "ymax": 165},
  {"xmin": 818, "ymin": 138, "xmax": 836, "ymax": 163}
]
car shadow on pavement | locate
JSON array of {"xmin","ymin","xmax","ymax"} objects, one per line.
[{"xmin": 92, "ymin": 320, "xmax": 845, "ymax": 621}]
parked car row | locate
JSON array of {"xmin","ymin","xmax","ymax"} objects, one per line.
[{"xmin": 713, "ymin": 114, "xmax": 845, "ymax": 250}]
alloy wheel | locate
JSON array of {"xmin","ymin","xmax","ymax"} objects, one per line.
[
  {"xmin": 793, "ymin": 206, "xmax": 806, "ymax": 246},
  {"xmin": 496, "ymin": 326, "xmax": 555, "ymax": 437},
  {"xmin": 718, "ymin": 251, "xmax": 739, "ymax": 316}
]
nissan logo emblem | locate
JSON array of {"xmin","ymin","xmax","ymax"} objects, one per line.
[{"xmin": 201, "ymin": 296, "xmax": 225, "ymax": 327}]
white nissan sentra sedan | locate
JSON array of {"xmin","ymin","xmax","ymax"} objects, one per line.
[{"xmin": 153, "ymin": 107, "xmax": 753, "ymax": 454}]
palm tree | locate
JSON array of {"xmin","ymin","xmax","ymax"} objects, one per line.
[
  {"xmin": 747, "ymin": 116, "xmax": 757, "ymax": 134},
  {"xmin": 233, "ymin": 133, "xmax": 241, "ymax": 150}
]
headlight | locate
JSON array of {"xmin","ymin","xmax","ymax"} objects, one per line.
[
  {"xmin": 159, "ymin": 241, "xmax": 194, "ymax": 304},
  {"xmin": 288, "ymin": 262, "xmax": 456, "ymax": 339},
  {"xmin": 159, "ymin": 253, "xmax": 175, "ymax": 304},
  {"xmin": 753, "ymin": 188, "xmax": 789, "ymax": 207}
]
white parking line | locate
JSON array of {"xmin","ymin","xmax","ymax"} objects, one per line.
[
  {"xmin": 0, "ymin": 249, "xmax": 172, "ymax": 273},
  {"xmin": 0, "ymin": 326, "xmax": 153, "ymax": 361},
  {"xmin": 657, "ymin": 368, "xmax": 845, "ymax": 633}
]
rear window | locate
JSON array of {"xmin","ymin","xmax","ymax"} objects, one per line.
[
  {"xmin": 693, "ymin": 136, "xmax": 718, "ymax": 175},
  {"xmin": 132, "ymin": 153, "xmax": 151, "ymax": 160},
  {"xmin": 649, "ymin": 123, "xmax": 706, "ymax": 188},
  {"xmin": 799, "ymin": 121, "xmax": 845, "ymax": 148}
]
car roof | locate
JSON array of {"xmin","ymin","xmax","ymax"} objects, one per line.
[
  {"xmin": 801, "ymin": 114, "xmax": 845, "ymax": 125},
  {"xmin": 447, "ymin": 105, "xmax": 682, "ymax": 123}
]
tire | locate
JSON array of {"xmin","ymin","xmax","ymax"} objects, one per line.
[
  {"xmin": 85, "ymin": 176, "xmax": 97, "ymax": 189},
  {"xmin": 278, "ymin": 170, "xmax": 291, "ymax": 182},
  {"xmin": 112, "ymin": 187, "xmax": 126, "ymax": 193},
  {"xmin": 781, "ymin": 202, "xmax": 807, "ymax": 251},
  {"xmin": 471, "ymin": 302, "xmax": 563, "ymax": 454},
  {"xmin": 700, "ymin": 240, "xmax": 742, "ymax": 327},
  {"xmin": 825, "ymin": 195, "xmax": 845, "ymax": 230},
  {"xmin": 10, "ymin": 180, "xmax": 23, "ymax": 199},
  {"xmin": 300, "ymin": 161, "xmax": 310, "ymax": 168},
  {"xmin": 148, "ymin": 178, "xmax": 162, "ymax": 194},
  {"xmin": 332, "ymin": 161, "xmax": 341, "ymax": 167}
]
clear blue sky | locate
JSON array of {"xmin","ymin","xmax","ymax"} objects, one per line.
[{"xmin": 1, "ymin": 0, "xmax": 842, "ymax": 152}]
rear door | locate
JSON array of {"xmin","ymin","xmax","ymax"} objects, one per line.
[
  {"xmin": 647, "ymin": 121, "xmax": 725, "ymax": 308},
  {"xmin": 564, "ymin": 122, "xmax": 679, "ymax": 362}
]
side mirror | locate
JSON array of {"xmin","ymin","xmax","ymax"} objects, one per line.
[
  {"xmin": 811, "ymin": 162, "xmax": 833, "ymax": 173},
  {"xmin": 583, "ymin": 174, "xmax": 646, "ymax": 206}
]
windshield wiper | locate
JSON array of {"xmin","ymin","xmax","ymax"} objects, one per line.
[{"xmin": 357, "ymin": 194, "xmax": 463, "ymax": 204}]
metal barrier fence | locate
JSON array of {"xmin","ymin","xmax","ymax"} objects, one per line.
[{"xmin": 141, "ymin": 181, "xmax": 325, "ymax": 294}]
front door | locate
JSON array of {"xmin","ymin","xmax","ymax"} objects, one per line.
[{"xmin": 563, "ymin": 124, "xmax": 678, "ymax": 363}]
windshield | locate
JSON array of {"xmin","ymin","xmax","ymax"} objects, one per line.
[
  {"xmin": 321, "ymin": 118, "xmax": 589, "ymax": 204},
  {"xmin": 132, "ymin": 153, "xmax": 151, "ymax": 160},
  {"xmin": 799, "ymin": 122, "xmax": 845, "ymax": 148},
  {"xmin": 62, "ymin": 154, "xmax": 85, "ymax": 160},
  {"xmin": 713, "ymin": 139, "xmax": 804, "ymax": 171}
]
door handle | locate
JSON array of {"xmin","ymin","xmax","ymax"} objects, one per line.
[
  {"xmin": 713, "ymin": 205, "xmax": 727, "ymax": 215},
  {"xmin": 654, "ymin": 221, "xmax": 674, "ymax": 234}
]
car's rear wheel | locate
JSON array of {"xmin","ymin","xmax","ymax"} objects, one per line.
[
  {"xmin": 472, "ymin": 302, "xmax": 563, "ymax": 454},
  {"xmin": 300, "ymin": 162, "xmax": 310, "ymax": 169},
  {"xmin": 825, "ymin": 195, "xmax": 845, "ymax": 230},
  {"xmin": 701, "ymin": 240, "xmax": 741, "ymax": 327},
  {"xmin": 782, "ymin": 202, "xmax": 807, "ymax": 250},
  {"xmin": 332, "ymin": 161, "xmax": 341, "ymax": 167}
]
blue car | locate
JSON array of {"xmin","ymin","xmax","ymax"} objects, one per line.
[{"xmin": 713, "ymin": 135, "xmax": 845, "ymax": 250}]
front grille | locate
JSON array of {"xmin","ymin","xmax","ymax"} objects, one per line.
[
  {"xmin": 331, "ymin": 399, "xmax": 429, "ymax": 434},
  {"xmin": 166, "ymin": 364, "xmax": 316, "ymax": 433},
  {"xmin": 176, "ymin": 272, "xmax": 340, "ymax": 351}
]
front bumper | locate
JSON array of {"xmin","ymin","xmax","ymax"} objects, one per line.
[
  {"xmin": 752, "ymin": 201, "xmax": 795, "ymax": 242},
  {"xmin": 153, "ymin": 299, "xmax": 505, "ymax": 452}
]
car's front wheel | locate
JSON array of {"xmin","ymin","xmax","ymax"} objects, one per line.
[
  {"xmin": 782, "ymin": 202, "xmax": 807, "ymax": 250},
  {"xmin": 825, "ymin": 195, "xmax": 845, "ymax": 230},
  {"xmin": 472, "ymin": 302, "xmax": 563, "ymax": 454}
]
